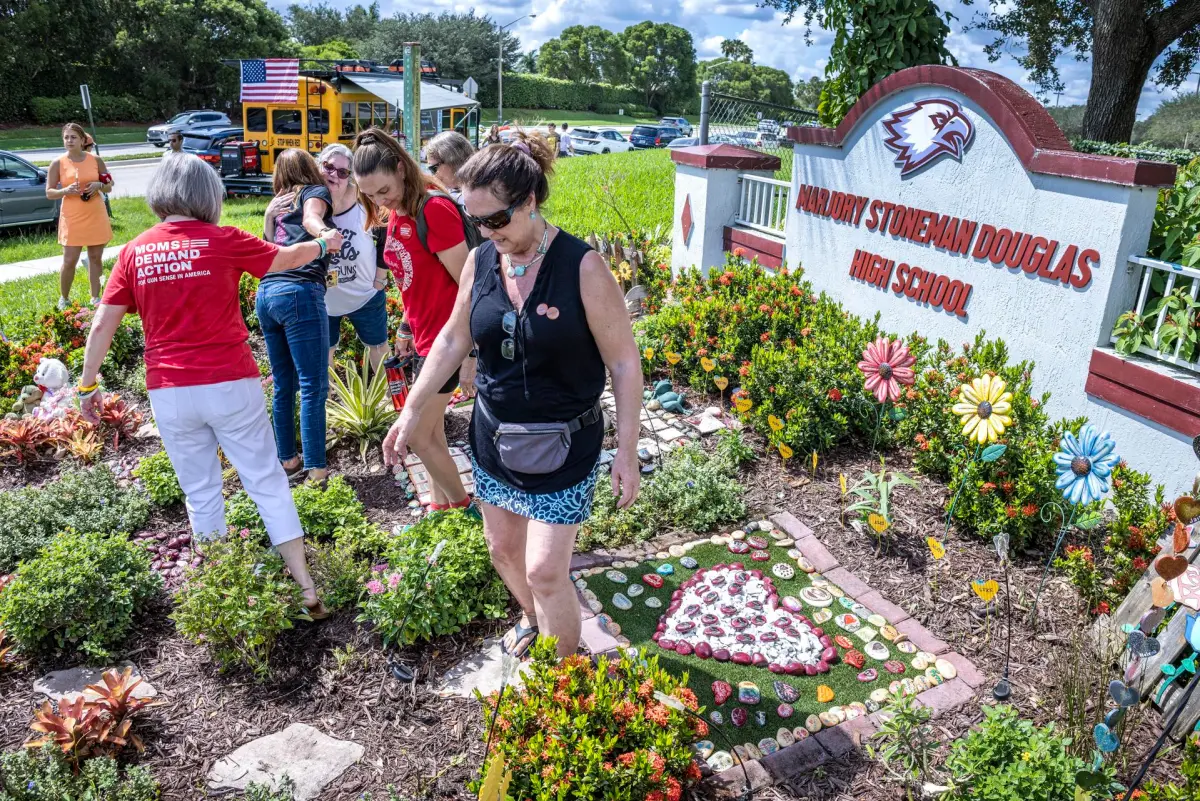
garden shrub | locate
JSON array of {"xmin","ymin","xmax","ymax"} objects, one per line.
[
  {"xmin": 357, "ymin": 509, "xmax": 507, "ymax": 646},
  {"xmin": 239, "ymin": 273, "xmax": 260, "ymax": 331},
  {"xmin": 0, "ymin": 530, "xmax": 161, "ymax": 660},
  {"xmin": 1058, "ymin": 462, "xmax": 1169, "ymax": 614},
  {"xmin": 171, "ymin": 534, "xmax": 304, "ymax": 680},
  {"xmin": 475, "ymin": 74, "xmax": 643, "ymax": 112},
  {"xmin": 476, "ymin": 638, "xmax": 705, "ymax": 801},
  {"xmin": 0, "ymin": 746, "xmax": 159, "ymax": 801},
  {"xmin": 943, "ymin": 705, "xmax": 1103, "ymax": 801},
  {"xmin": 1072, "ymin": 138, "xmax": 1198, "ymax": 167},
  {"xmin": 29, "ymin": 94, "xmax": 156, "ymax": 125},
  {"xmin": 226, "ymin": 476, "xmax": 367, "ymax": 542},
  {"xmin": 133, "ymin": 450, "xmax": 183, "ymax": 507},
  {"xmin": 0, "ymin": 465, "xmax": 151, "ymax": 572},
  {"xmin": 1140, "ymin": 733, "xmax": 1200, "ymax": 799},
  {"xmin": 310, "ymin": 541, "xmax": 368, "ymax": 611},
  {"xmin": 715, "ymin": 428, "xmax": 757, "ymax": 467},
  {"xmin": 579, "ymin": 477, "xmax": 657, "ymax": 552}
]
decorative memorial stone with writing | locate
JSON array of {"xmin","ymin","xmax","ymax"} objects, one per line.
[
  {"xmin": 643, "ymin": 574, "xmax": 665, "ymax": 589},
  {"xmin": 731, "ymin": 707, "xmax": 748, "ymax": 727},
  {"xmin": 777, "ymin": 727, "xmax": 796, "ymax": 747},
  {"xmin": 613, "ymin": 593, "xmax": 632, "ymax": 610},
  {"xmin": 896, "ymin": 640, "xmax": 918, "ymax": 654},
  {"xmin": 680, "ymin": 556, "xmax": 699, "ymax": 569},
  {"xmin": 710, "ymin": 711, "xmax": 724, "ymax": 725},
  {"xmin": 729, "ymin": 540, "xmax": 751, "ymax": 555},
  {"xmin": 747, "ymin": 535, "xmax": 769, "ymax": 550},
  {"xmin": 713, "ymin": 680, "xmax": 733, "ymax": 705},
  {"xmin": 738, "ymin": 681, "xmax": 761, "ymax": 704},
  {"xmin": 605, "ymin": 570, "xmax": 628, "ymax": 584},
  {"xmin": 645, "ymin": 597, "xmax": 663, "ymax": 609},
  {"xmin": 774, "ymin": 681, "xmax": 800, "ymax": 703},
  {"xmin": 772, "ymin": 563, "xmax": 796, "ymax": 580}
]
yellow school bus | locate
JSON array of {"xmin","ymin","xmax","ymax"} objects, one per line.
[{"xmin": 230, "ymin": 60, "xmax": 479, "ymax": 176}]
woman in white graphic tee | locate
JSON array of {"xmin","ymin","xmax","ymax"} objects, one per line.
[{"xmin": 265, "ymin": 143, "xmax": 392, "ymax": 369}]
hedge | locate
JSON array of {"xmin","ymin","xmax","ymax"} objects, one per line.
[
  {"xmin": 29, "ymin": 94, "xmax": 157, "ymax": 125},
  {"xmin": 1072, "ymin": 138, "xmax": 1198, "ymax": 166},
  {"xmin": 477, "ymin": 74, "xmax": 646, "ymax": 114}
]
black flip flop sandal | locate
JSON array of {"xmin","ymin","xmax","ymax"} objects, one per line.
[{"xmin": 501, "ymin": 621, "xmax": 539, "ymax": 659}]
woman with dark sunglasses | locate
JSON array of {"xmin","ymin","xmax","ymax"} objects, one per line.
[
  {"xmin": 352, "ymin": 128, "xmax": 473, "ymax": 513},
  {"xmin": 380, "ymin": 132, "xmax": 642, "ymax": 660}
]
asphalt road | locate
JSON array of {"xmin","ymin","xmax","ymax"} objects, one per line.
[
  {"xmin": 15, "ymin": 142, "xmax": 160, "ymax": 161},
  {"xmin": 108, "ymin": 158, "xmax": 160, "ymax": 198}
]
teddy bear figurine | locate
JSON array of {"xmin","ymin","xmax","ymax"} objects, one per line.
[
  {"xmin": 31, "ymin": 357, "xmax": 74, "ymax": 420},
  {"xmin": 6, "ymin": 385, "xmax": 43, "ymax": 419}
]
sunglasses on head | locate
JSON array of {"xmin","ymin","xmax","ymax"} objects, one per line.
[
  {"xmin": 466, "ymin": 198, "xmax": 525, "ymax": 231},
  {"xmin": 322, "ymin": 164, "xmax": 351, "ymax": 179}
]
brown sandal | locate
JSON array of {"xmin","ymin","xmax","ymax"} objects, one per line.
[{"xmin": 299, "ymin": 587, "xmax": 331, "ymax": 621}]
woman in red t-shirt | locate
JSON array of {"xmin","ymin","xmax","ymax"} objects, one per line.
[
  {"xmin": 77, "ymin": 153, "xmax": 342, "ymax": 619},
  {"xmin": 352, "ymin": 128, "xmax": 472, "ymax": 511}
]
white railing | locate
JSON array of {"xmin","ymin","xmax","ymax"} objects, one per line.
[
  {"xmin": 735, "ymin": 175, "xmax": 790, "ymax": 237},
  {"xmin": 1117, "ymin": 254, "xmax": 1200, "ymax": 372}
]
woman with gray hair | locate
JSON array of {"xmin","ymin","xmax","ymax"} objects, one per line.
[
  {"xmin": 266, "ymin": 143, "xmax": 390, "ymax": 368},
  {"xmin": 78, "ymin": 153, "xmax": 341, "ymax": 619},
  {"xmin": 424, "ymin": 131, "xmax": 475, "ymax": 199}
]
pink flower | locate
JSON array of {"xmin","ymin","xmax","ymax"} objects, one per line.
[
  {"xmin": 366, "ymin": 579, "xmax": 385, "ymax": 595},
  {"xmin": 239, "ymin": 528, "xmax": 250, "ymax": 539},
  {"xmin": 857, "ymin": 336, "xmax": 916, "ymax": 404},
  {"xmin": 387, "ymin": 572, "xmax": 401, "ymax": 588},
  {"xmin": 371, "ymin": 563, "xmax": 388, "ymax": 573}
]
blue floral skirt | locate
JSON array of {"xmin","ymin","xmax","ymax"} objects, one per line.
[{"xmin": 472, "ymin": 459, "xmax": 599, "ymax": 525}]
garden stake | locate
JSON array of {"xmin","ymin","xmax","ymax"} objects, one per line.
[
  {"xmin": 1029, "ymin": 502, "xmax": 1077, "ymax": 626},
  {"xmin": 994, "ymin": 542, "xmax": 1013, "ymax": 701},
  {"xmin": 1121, "ymin": 668, "xmax": 1200, "ymax": 800},
  {"xmin": 944, "ymin": 444, "xmax": 981, "ymax": 538},
  {"xmin": 387, "ymin": 539, "xmax": 448, "ymax": 683},
  {"xmin": 653, "ymin": 691, "xmax": 753, "ymax": 800}
]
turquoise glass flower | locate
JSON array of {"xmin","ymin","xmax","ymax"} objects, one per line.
[{"xmin": 1053, "ymin": 424, "xmax": 1119, "ymax": 505}]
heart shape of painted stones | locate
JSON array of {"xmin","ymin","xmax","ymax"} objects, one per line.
[
  {"xmin": 653, "ymin": 563, "xmax": 838, "ymax": 675},
  {"xmin": 713, "ymin": 680, "xmax": 733, "ymax": 705}
]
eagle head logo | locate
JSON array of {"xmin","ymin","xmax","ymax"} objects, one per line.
[{"xmin": 880, "ymin": 99, "xmax": 974, "ymax": 177}]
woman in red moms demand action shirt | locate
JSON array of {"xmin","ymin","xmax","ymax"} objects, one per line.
[
  {"xmin": 352, "ymin": 127, "xmax": 473, "ymax": 512},
  {"xmin": 78, "ymin": 154, "xmax": 343, "ymax": 619}
]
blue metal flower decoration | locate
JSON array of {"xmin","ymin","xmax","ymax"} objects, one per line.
[{"xmin": 1053, "ymin": 424, "xmax": 1119, "ymax": 505}]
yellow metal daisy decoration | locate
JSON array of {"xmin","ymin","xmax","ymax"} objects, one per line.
[{"xmin": 952, "ymin": 375, "xmax": 1013, "ymax": 444}]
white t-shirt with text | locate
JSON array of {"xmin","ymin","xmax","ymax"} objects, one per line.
[{"xmin": 324, "ymin": 203, "xmax": 379, "ymax": 317}]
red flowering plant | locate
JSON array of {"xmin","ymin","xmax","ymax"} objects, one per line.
[
  {"xmin": 35, "ymin": 302, "xmax": 142, "ymax": 375},
  {"xmin": 1056, "ymin": 463, "xmax": 1168, "ymax": 612},
  {"xmin": 475, "ymin": 638, "xmax": 705, "ymax": 801},
  {"xmin": 239, "ymin": 273, "xmax": 260, "ymax": 330}
]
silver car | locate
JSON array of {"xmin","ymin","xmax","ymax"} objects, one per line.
[
  {"xmin": 0, "ymin": 150, "xmax": 58, "ymax": 228},
  {"xmin": 146, "ymin": 110, "xmax": 232, "ymax": 147}
]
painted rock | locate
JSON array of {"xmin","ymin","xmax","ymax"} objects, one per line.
[
  {"xmin": 731, "ymin": 529, "xmax": 747, "ymax": 541},
  {"xmin": 796, "ymin": 556, "xmax": 815, "ymax": 573},
  {"xmin": 781, "ymin": 596, "xmax": 802, "ymax": 613},
  {"xmin": 786, "ymin": 548, "xmax": 802, "ymax": 559},
  {"xmin": 657, "ymin": 563, "xmax": 675, "ymax": 576},
  {"xmin": 880, "ymin": 624, "xmax": 900, "ymax": 641},
  {"xmin": 728, "ymin": 540, "xmax": 751, "ymax": 554},
  {"xmin": 834, "ymin": 635, "xmax": 855, "ymax": 649},
  {"xmin": 710, "ymin": 710, "xmax": 725, "ymax": 725},
  {"xmin": 793, "ymin": 726, "xmax": 810, "ymax": 741},
  {"xmin": 848, "ymin": 701, "xmax": 868, "ymax": 717},
  {"xmin": 896, "ymin": 640, "xmax": 918, "ymax": 654},
  {"xmin": 713, "ymin": 648, "xmax": 731, "ymax": 662},
  {"xmin": 643, "ymin": 573, "xmax": 665, "ymax": 589},
  {"xmin": 702, "ymin": 613, "xmax": 719, "ymax": 625},
  {"xmin": 758, "ymin": 737, "xmax": 779, "ymax": 755},
  {"xmin": 612, "ymin": 593, "xmax": 633, "ymax": 610},
  {"xmin": 703, "ymin": 591, "xmax": 719, "ymax": 604},
  {"xmin": 645, "ymin": 597, "xmax": 663, "ymax": 608},
  {"xmin": 902, "ymin": 678, "xmax": 917, "ymax": 696},
  {"xmin": 676, "ymin": 641, "xmax": 693, "ymax": 656},
  {"xmin": 627, "ymin": 584, "xmax": 644, "ymax": 598},
  {"xmin": 605, "ymin": 570, "xmax": 628, "ymax": 583},
  {"xmin": 838, "ymin": 596, "xmax": 857, "ymax": 611},
  {"xmin": 755, "ymin": 711, "xmax": 768, "ymax": 727},
  {"xmin": 751, "ymin": 550, "xmax": 771, "ymax": 561},
  {"xmin": 658, "ymin": 637, "xmax": 676, "ymax": 650},
  {"xmin": 884, "ymin": 660, "xmax": 906, "ymax": 674},
  {"xmin": 855, "ymin": 626, "xmax": 879, "ymax": 644},
  {"xmin": 675, "ymin": 621, "xmax": 696, "ymax": 634},
  {"xmin": 713, "ymin": 680, "xmax": 733, "ymax": 705},
  {"xmin": 777, "ymin": 727, "xmax": 796, "ymax": 747},
  {"xmin": 596, "ymin": 613, "xmax": 614, "ymax": 630},
  {"xmin": 747, "ymin": 535, "xmax": 769, "ymax": 550},
  {"xmin": 710, "ymin": 575, "xmax": 727, "ymax": 587},
  {"xmin": 732, "ymin": 651, "xmax": 752, "ymax": 665},
  {"xmin": 774, "ymin": 681, "xmax": 800, "ymax": 703},
  {"xmin": 912, "ymin": 654, "xmax": 931, "ymax": 671},
  {"xmin": 694, "ymin": 740, "xmax": 715, "ymax": 759},
  {"xmin": 752, "ymin": 653, "xmax": 769, "ymax": 668},
  {"xmin": 680, "ymin": 556, "xmax": 698, "ymax": 569},
  {"xmin": 870, "ymin": 688, "xmax": 890, "ymax": 704},
  {"xmin": 867, "ymin": 613, "xmax": 888, "ymax": 628},
  {"xmin": 745, "ymin": 741, "xmax": 763, "ymax": 759},
  {"xmin": 865, "ymin": 641, "xmax": 890, "ymax": 661},
  {"xmin": 917, "ymin": 651, "xmax": 938, "ymax": 665},
  {"xmin": 865, "ymin": 699, "xmax": 880, "ymax": 713},
  {"xmin": 738, "ymin": 681, "xmax": 761, "ymax": 704},
  {"xmin": 707, "ymin": 750, "xmax": 734, "ymax": 772},
  {"xmin": 844, "ymin": 649, "xmax": 866, "ymax": 669},
  {"xmin": 925, "ymin": 667, "xmax": 944, "ymax": 686},
  {"xmin": 935, "ymin": 658, "xmax": 958, "ymax": 680},
  {"xmin": 695, "ymin": 642, "xmax": 713, "ymax": 659},
  {"xmin": 813, "ymin": 609, "xmax": 833, "ymax": 624},
  {"xmin": 858, "ymin": 668, "xmax": 878, "ymax": 682},
  {"xmin": 587, "ymin": 599, "xmax": 603, "ymax": 613},
  {"xmin": 732, "ymin": 746, "xmax": 749, "ymax": 764},
  {"xmin": 834, "ymin": 614, "xmax": 861, "ymax": 632},
  {"xmin": 669, "ymin": 544, "xmax": 686, "ymax": 557},
  {"xmin": 819, "ymin": 711, "xmax": 841, "ymax": 728},
  {"xmin": 913, "ymin": 677, "xmax": 930, "ymax": 692},
  {"xmin": 805, "ymin": 714, "xmax": 822, "ymax": 733},
  {"xmin": 731, "ymin": 707, "xmax": 749, "ymax": 727},
  {"xmin": 800, "ymin": 587, "xmax": 834, "ymax": 608},
  {"xmin": 772, "ymin": 563, "xmax": 796, "ymax": 580},
  {"xmin": 816, "ymin": 685, "xmax": 835, "ymax": 703},
  {"xmin": 777, "ymin": 703, "xmax": 794, "ymax": 718}
]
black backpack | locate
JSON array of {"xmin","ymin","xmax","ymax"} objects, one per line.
[{"xmin": 414, "ymin": 189, "xmax": 485, "ymax": 253}]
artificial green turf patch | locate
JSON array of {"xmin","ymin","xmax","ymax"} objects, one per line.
[{"xmin": 579, "ymin": 539, "xmax": 925, "ymax": 746}]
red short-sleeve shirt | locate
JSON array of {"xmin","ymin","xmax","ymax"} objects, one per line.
[
  {"xmin": 103, "ymin": 220, "xmax": 278, "ymax": 389},
  {"xmin": 382, "ymin": 195, "xmax": 466, "ymax": 356}
]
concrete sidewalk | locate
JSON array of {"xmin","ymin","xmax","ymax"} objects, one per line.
[{"xmin": 0, "ymin": 245, "xmax": 125, "ymax": 285}]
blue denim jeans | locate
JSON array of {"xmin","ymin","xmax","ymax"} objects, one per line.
[{"xmin": 256, "ymin": 280, "xmax": 329, "ymax": 470}]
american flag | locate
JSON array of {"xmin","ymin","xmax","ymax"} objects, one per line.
[{"xmin": 240, "ymin": 59, "xmax": 299, "ymax": 103}]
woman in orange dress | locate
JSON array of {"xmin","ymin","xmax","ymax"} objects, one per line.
[{"xmin": 46, "ymin": 122, "xmax": 113, "ymax": 310}]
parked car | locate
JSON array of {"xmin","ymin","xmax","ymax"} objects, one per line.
[
  {"xmin": 666, "ymin": 134, "xmax": 737, "ymax": 149},
  {"xmin": 0, "ymin": 150, "xmax": 58, "ymax": 229},
  {"xmin": 732, "ymin": 130, "xmax": 779, "ymax": 149},
  {"xmin": 571, "ymin": 127, "xmax": 634, "ymax": 155},
  {"xmin": 629, "ymin": 125, "xmax": 684, "ymax": 149},
  {"xmin": 757, "ymin": 118, "xmax": 779, "ymax": 135},
  {"xmin": 182, "ymin": 126, "xmax": 245, "ymax": 168},
  {"xmin": 659, "ymin": 117, "xmax": 693, "ymax": 136},
  {"xmin": 146, "ymin": 110, "xmax": 232, "ymax": 147}
]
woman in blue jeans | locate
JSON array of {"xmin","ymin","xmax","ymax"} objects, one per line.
[{"xmin": 260, "ymin": 148, "xmax": 338, "ymax": 483}]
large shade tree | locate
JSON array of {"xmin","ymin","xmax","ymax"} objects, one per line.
[
  {"xmin": 359, "ymin": 12, "xmax": 522, "ymax": 91},
  {"xmin": 538, "ymin": 25, "xmax": 629, "ymax": 85},
  {"xmin": 621, "ymin": 21, "xmax": 698, "ymax": 113}
]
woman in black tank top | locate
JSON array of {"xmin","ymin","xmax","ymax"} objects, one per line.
[{"xmin": 378, "ymin": 134, "xmax": 643, "ymax": 660}]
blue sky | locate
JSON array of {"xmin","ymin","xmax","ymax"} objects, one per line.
[{"xmin": 299, "ymin": 0, "xmax": 1193, "ymax": 118}]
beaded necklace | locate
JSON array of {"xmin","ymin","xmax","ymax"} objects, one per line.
[{"xmin": 502, "ymin": 223, "xmax": 550, "ymax": 278}]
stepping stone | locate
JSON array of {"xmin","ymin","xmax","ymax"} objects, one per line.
[
  {"xmin": 207, "ymin": 723, "xmax": 364, "ymax": 801},
  {"xmin": 34, "ymin": 663, "xmax": 157, "ymax": 704},
  {"xmin": 437, "ymin": 638, "xmax": 529, "ymax": 698}
]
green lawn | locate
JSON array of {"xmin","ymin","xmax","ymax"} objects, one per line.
[
  {"xmin": 544, "ymin": 147, "xmax": 675, "ymax": 236},
  {"xmin": 0, "ymin": 124, "xmax": 149, "ymax": 151},
  {"xmin": 480, "ymin": 108, "xmax": 673, "ymax": 128}
]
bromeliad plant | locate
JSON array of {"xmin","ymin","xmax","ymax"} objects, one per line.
[{"xmin": 327, "ymin": 355, "xmax": 397, "ymax": 462}]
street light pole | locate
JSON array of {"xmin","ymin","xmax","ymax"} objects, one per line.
[{"xmin": 498, "ymin": 14, "xmax": 536, "ymax": 126}]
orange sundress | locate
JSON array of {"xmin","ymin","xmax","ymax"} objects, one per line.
[{"xmin": 56, "ymin": 153, "xmax": 112, "ymax": 247}]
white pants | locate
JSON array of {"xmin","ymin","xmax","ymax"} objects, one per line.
[{"xmin": 149, "ymin": 377, "xmax": 303, "ymax": 546}]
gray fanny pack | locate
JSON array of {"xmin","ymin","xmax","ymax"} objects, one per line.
[{"xmin": 481, "ymin": 398, "xmax": 603, "ymax": 475}]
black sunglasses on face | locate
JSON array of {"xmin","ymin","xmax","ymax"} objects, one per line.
[
  {"xmin": 466, "ymin": 198, "xmax": 524, "ymax": 231},
  {"xmin": 322, "ymin": 164, "xmax": 351, "ymax": 179}
]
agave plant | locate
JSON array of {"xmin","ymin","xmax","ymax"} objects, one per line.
[{"xmin": 327, "ymin": 355, "xmax": 397, "ymax": 461}]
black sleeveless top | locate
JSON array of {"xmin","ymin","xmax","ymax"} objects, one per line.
[{"xmin": 469, "ymin": 233, "xmax": 607, "ymax": 494}]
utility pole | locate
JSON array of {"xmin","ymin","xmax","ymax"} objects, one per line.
[
  {"xmin": 1053, "ymin": 90, "xmax": 1064, "ymax": 107},
  {"xmin": 498, "ymin": 14, "xmax": 536, "ymax": 126}
]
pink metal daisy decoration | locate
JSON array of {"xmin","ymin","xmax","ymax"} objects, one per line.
[{"xmin": 858, "ymin": 337, "xmax": 916, "ymax": 404}]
